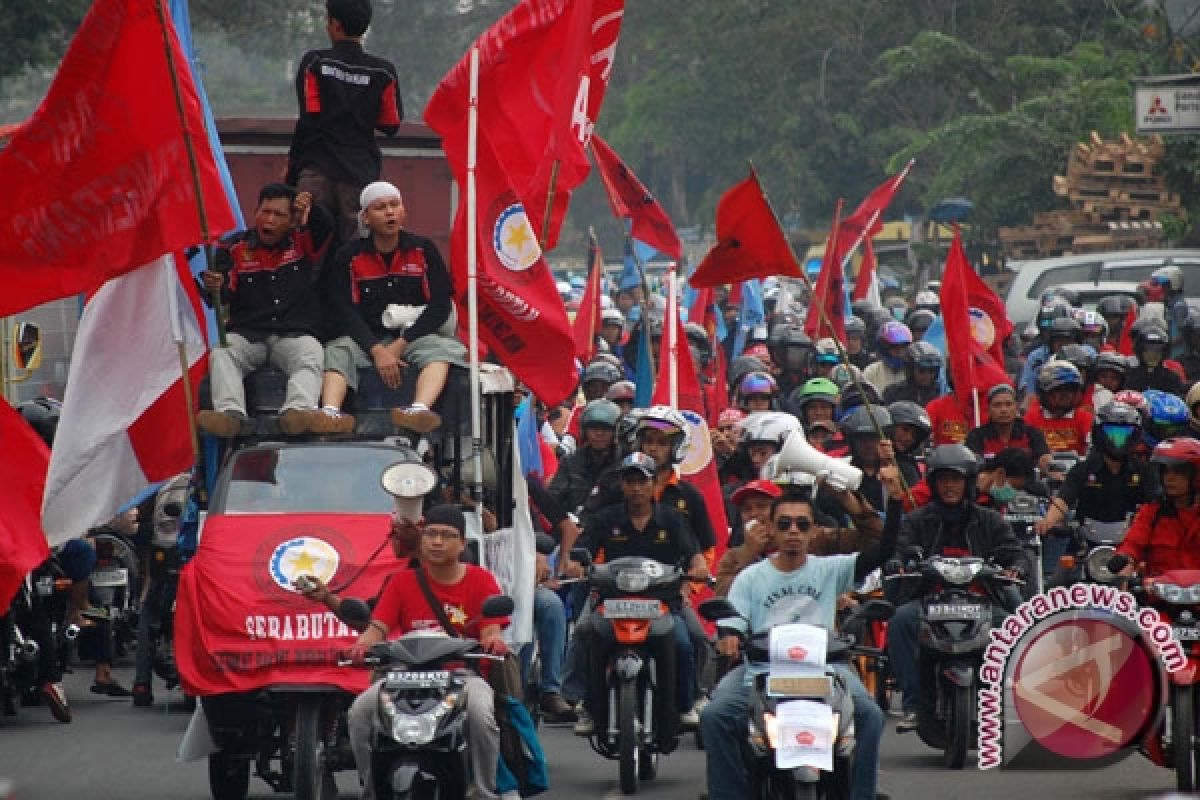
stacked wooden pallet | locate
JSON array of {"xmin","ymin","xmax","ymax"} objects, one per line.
[{"xmin": 998, "ymin": 132, "xmax": 1178, "ymax": 260}]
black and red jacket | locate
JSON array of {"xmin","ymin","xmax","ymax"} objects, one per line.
[
  {"xmin": 286, "ymin": 40, "xmax": 402, "ymax": 186},
  {"xmin": 327, "ymin": 232, "xmax": 454, "ymax": 355},
  {"xmin": 209, "ymin": 216, "xmax": 332, "ymax": 339}
]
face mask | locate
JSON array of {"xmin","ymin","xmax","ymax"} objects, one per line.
[{"xmin": 990, "ymin": 484, "xmax": 1017, "ymax": 505}]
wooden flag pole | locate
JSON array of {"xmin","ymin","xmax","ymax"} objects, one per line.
[
  {"xmin": 754, "ymin": 166, "xmax": 916, "ymax": 508},
  {"xmin": 540, "ymin": 160, "xmax": 561, "ymax": 249},
  {"xmin": 154, "ymin": 0, "xmax": 227, "ymax": 349}
]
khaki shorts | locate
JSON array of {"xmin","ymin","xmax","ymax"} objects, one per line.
[{"xmin": 324, "ymin": 313, "xmax": 466, "ymax": 391}]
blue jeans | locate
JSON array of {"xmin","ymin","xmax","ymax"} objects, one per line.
[
  {"xmin": 519, "ymin": 586, "xmax": 567, "ymax": 695},
  {"xmin": 699, "ymin": 664, "xmax": 882, "ymax": 800}
]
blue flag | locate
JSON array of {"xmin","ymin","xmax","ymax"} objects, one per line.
[
  {"xmin": 515, "ymin": 396, "xmax": 543, "ymax": 479},
  {"xmin": 921, "ymin": 314, "xmax": 951, "ymax": 394},
  {"xmin": 634, "ymin": 324, "xmax": 654, "ymax": 408},
  {"xmin": 733, "ymin": 279, "xmax": 764, "ymax": 360}
]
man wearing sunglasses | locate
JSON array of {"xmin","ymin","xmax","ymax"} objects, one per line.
[
  {"xmin": 1033, "ymin": 401, "xmax": 1159, "ymax": 541},
  {"xmin": 701, "ymin": 482, "xmax": 903, "ymax": 800}
]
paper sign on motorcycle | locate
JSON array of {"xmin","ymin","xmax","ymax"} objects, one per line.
[
  {"xmin": 767, "ymin": 623, "xmax": 833, "ymax": 698},
  {"xmin": 774, "ymin": 699, "xmax": 836, "ymax": 771}
]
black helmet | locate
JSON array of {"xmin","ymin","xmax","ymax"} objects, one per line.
[
  {"xmin": 606, "ymin": 380, "xmax": 636, "ymax": 403},
  {"xmin": 907, "ymin": 341, "xmax": 943, "ymax": 373},
  {"xmin": 1036, "ymin": 303, "xmax": 1073, "ymax": 334},
  {"xmin": 1134, "ymin": 322, "xmax": 1170, "ymax": 350},
  {"xmin": 887, "ymin": 401, "xmax": 932, "ymax": 444},
  {"xmin": 581, "ymin": 360, "xmax": 622, "ymax": 387},
  {"xmin": 729, "ymin": 356, "xmax": 768, "ymax": 390},
  {"xmin": 1092, "ymin": 401, "xmax": 1142, "ymax": 459},
  {"xmin": 926, "ymin": 443, "xmax": 980, "ymax": 479},
  {"xmin": 850, "ymin": 299, "xmax": 879, "ymax": 320},
  {"xmin": 844, "ymin": 316, "xmax": 867, "ymax": 336},
  {"xmin": 839, "ymin": 405, "xmax": 892, "ymax": 438},
  {"xmin": 1048, "ymin": 316, "xmax": 1082, "ymax": 343},
  {"xmin": 1093, "ymin": 351, "xmax": 1128, "ymax": 385},
  {"xmin": 684, "ymin": 321, "xmax": 713, "ymax": 366},
  {"xmin": 17, "ymin": 397, "xmax": 61, "ymax": 447},
  {"xmin": 838, "ymin": 382, "xmax": 881, "ymax": 416},
  {"xmin": 580, "ymin": 399, "xmax": 622, "ymax": 430},
  {"xmin": 905, "ymin": 308, "xmax": 936, "ymax": 336},
  {"xmin": 1096, "ymin": 295, "xmax": 1136, "ymax": 318},
  {"xmin": 1056, "ymin": 344, "xmax": 1097, "ymax": 378}
]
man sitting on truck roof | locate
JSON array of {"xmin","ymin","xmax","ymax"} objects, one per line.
[{"xmin": 318, "ymin": 181, "xmax": 466, "ymax": 435}]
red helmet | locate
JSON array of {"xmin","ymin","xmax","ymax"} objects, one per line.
[{"xmin": 1150, "ymin": 438, "xmax": 1200, "ymax": 491}]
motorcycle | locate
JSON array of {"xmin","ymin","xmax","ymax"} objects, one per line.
[
  {"xmin": 697, "ymin": 596, "xmax": 892, "ymax": 800},
  {"xmin": 1, "ymin": 557, "xmax": 77, "ymax": 717},
  {"xmin": 1041, "ymin": 450, "xmax": 1081, "ymax": 493},
  {"xmin": 887, "ymin": 553, "xmax": 1021, "ymax": 769},
  {"xmin": 89, "ymin": 530, "xmax": 141, "ymax": 657},
  {"xmin": 1001, "ymin": 491, "xmax": 1049, "ymax": 598},
  {"xmin": 1121, "ymin": 570, "xmax": 1200, "ymax": 792},
  {"xmin": 1047, "ymin": 518, "xmax": 1130, "ymax": 588},
  {"xmin": 838, "ymin": 571, "xmax": 894, "ymax": 712},
  {"xmin": 570, "ymin": 550, "xmax": 700, "ymax": 795},
  {"xmin": 342, "ymin": 594, "xmax": 514, "ymax": 800}
]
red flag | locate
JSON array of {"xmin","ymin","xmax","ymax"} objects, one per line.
[
  {"xmin": 0, "ymin": 402, "xmax": 51, "ymax": 609},
  {"xmin": 837, "ymin": 161, "xmax": 913, "ymax": 247},
  {"xmin": 0, "ymin": 0, "xmax": 235, "ymax": 318},
  {"xmin": 942, "ymin": 230, "xmax": 1010, "ymax": 425},
  {"xmin": 1118, "ymin": 304, "xmax": 1138, "ymax": 356},
  {"xmin": 803, "ymin": 200, "xmax": 847, "ymax": 343},
  {"xmin": 572, "ymin": 233, "xmax": 605, "ymax": 362},
  {"xmin": 425, "ymin": 0, "xmax": 625, "ymax": 251},
  {"xmin": 175, "ymin": 513, "xmax": 402, "ymax": 695},
  {"xmin": 852, "ymin": 239, "xmax": 877, "ymax": 302},
  {"xmin": 688, "ymin": 170, "xmax": 802, "ymax": 288},
  {"xmin": 591, "ymin": 134, "xmax": 682, "ymax": 260},
  {"xmin": 961, "ymin": 260, "xmax": 1014, "ymax": 367}
]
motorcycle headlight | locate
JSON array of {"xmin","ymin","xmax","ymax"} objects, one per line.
[
  {"xmin": 762, "ymin": 711, "xmax": 780, "ymax": 751},
  {"xmin": 934, "ymin": 559, "xmax": 982, "ymax": 585},
  {"xmin": 379, "ymin": 691, "xmax": 460, "ymax": 746},
  {"xmin": 616, "ymin": 571, "xmax": 650, "ymax": 593},
  {"xmin": 1085, "ymin": 546, "xmax": 1117, "ymax": 584}
]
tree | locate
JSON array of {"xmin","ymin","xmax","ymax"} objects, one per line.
[{"xmin": 0, "ymin": 0, "xmax": 89, "ymax": 83}]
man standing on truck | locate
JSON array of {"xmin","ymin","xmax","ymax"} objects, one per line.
[{"xmin": 287, "ymin": 0, "xmax": 402, "ymax": 244}]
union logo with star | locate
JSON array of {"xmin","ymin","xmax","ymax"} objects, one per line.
[
  {"xmin": 492, "ymin": 203, "xmax": 541, "ymax": 272},
  {"xmin": 268, "ymin": 536, "xmax": 341, "ymax": 593}
]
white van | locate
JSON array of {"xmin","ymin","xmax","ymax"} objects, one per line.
[{"xmin": 1004, "ymin": 249, "xmax": 1200, "ymax": 327}]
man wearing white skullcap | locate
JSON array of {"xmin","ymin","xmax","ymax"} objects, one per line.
[{"xmin": 315, "ymin": 181, "xmax": 466, "ymax": 435}]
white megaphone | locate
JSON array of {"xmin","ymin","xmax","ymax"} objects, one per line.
[
  {"xmin": 777, "ymin": 429, "xmax": 863, "ymax": 492},
  {"xmin": 380, "ymin": 461, "xmax": 438, "ymax": 524}
]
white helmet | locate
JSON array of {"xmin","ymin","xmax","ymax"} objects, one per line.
[
  {"xmin": 601, "ymin": 308, "xmax": 625, "ymax": 329},
  {"xmin": 634, "ymin": 405, "xmax": 692, "ymax": 464},
  {"xmin": 1153, "ymin": 265, "xmax": 1184, "ymax": 293},
  {"xmin": 738, "ymin": 411, "xmax": 802, "ymax": 449}
]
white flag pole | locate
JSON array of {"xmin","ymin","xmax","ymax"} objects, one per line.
[
  {"xmin": 668, "ymin": 267, "xmax": 678, "ymax": 408},
  {"xmin": 467, "ymin": 46, "xmax": 484, "ymax": 503},
  {"xmin": 163, "ymin": 254, "xmax": 199, "ymax": 463}
]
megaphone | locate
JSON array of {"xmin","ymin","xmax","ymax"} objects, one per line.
[
  {"xmin": 777, "ymin": 430, "xmax": 863, "ymax": 492},
  {"xmin": 380, "ymin": 461, "xmax": 438, "ymax": 524}
]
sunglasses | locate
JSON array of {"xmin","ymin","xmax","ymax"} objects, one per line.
[{"xmin": 774, "ymin": 516, "xmax": 814, "ymax": 533}]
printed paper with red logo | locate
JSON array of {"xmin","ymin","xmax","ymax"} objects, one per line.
[
  {"xmin": 175, "ymin": 513, "xmax": 402, "ymax": 695},
  {"xmin": 775, "ymin": 699, "xmax": 836, "ymax": 771},
  {"xmin": 769, "ymin": 623, "xmax": 829, "ymax": 674}
]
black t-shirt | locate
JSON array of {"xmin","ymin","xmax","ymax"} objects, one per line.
[
  {"xmin": 580, "ymin": 505, "xmax": 699, "ymax": 569},
  {"xmin": 1056, "ymin": 453, "xmax": 1160, "ymax": 523}
]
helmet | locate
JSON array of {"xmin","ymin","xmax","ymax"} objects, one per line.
[
  {"xmin": 844, "ymin": 316, "xmax": 867, "ymax": 337},
  {"xmin": 838, "ymin": 381, "xmax": 881, "ymax": 415},
  {"xmin": 1152, "ymin": 265, "xmax": 1184, "ymax": 293},
  {"xmin": 684, "ymin": 321, "xmax": 713, "ymax": 366},
  {"xmin": 591, "ymin": 352, "xmax": 624, "ymax": 371},
  {"xmin": 605, "ymin": 380, "xmax": 636, "ymax": 403},
  {"xmin": 1035, "ymin": 359, "xmax": 1083, "ymax": 397},
  {"xmin": 885, "ymin": 296, "xmax": 909, "ymax": 320},
  {"xmin": 839, "ymin": 405, "xmax": 892, "ymax": 438},
  {"xmin": 729, "ymin": 356, "xmax": 769, "ymax": 390},
  {"xmin": 1097, "ymin": 295, "xmax": 1136, "ymax": 318},
  {"xmin": 1183, "ymin": 311, "xmax": 1200, "ymax": 336},
  {"xmin": 887, "ymin": 401, "xmax": 932, "ymax": 445},
  {"xmin": 905, "ymin": 309, "xmax": 936, "ymax": 336},
  {"xmin": 907, "ymin": 341, "xmax": 943, "ymax": 374},
  {"xmin": 17, "ymin": 397, "xmax": 60, "ymax": 447},
  {"xmin": 1144, "ymin": 389, "xmax": 1190, "ymax": 446},
  {"xmin": 1113, "ymin": 389, "xmax": 1147, "ymax": 416},
  {"xmin": 914, "ymin": 291, "xmax": 940, "ymax": 314},
  {"xmin": 1134, "ymin": 321, "xmax": 1170, "ymax": 347},
  {"xmin": 926, "ymin": 443, "xmax": 980, "ymax": 480},
  {"xmin": 1093, "ymin": 351, "xmax": 1128, "ymax": 380},
  {"xmin": 643, "ymin": 313, "xmax": 665, "ymax": 339},
  {"xmin": 1042, "ymin": 287, "xmax": 1080, "ymax": 307},
  {"xmin": 829, "ymin": 363, "xmax": 863, "ymax": 391},
  {"xmin": 580, "ymin": 399, "xmax": 621, "ymax": 431},
  {"xmin": 814, "ymin": 338, "xmax": 841, "ymax": 366},
  {"xmin": 738, "ymin": 411, "xmax": 802, "ymax": 449},
  {"xmin": 777, "ymin": 329, "xmax": 815, "ymax": 372},
  {"xmin": 634, "ymin": 405, "xmax": 691, "ymax": 464},
  {"xmin": 1150, "ymin": 438, "xmax": 1200, "ymax": 490},
  {"xmin": 767, "ymin": 323, "xmax": 793, "ymax": 352},
  {"xmin": 1036, "ymin": 302, "xmax": 1073, "ymax": 334},
  {"xmin": 581, "ymin": 360, "xmax": 622, "ymax": 387},
  {"xmin": 717, "ymin": 407, "xmax": 746, "ymax": 428},
  {"xmin": 1092, "ymin": 401, "xmax": 1143, "ymax": 458},
  {"xmin": 1056, "ymin": 344, "xmax": 1097, "ymax": 378},
  {"xmin": 793, "ymin": 377, "xmax": 840, "ymax": 408},
  {"xmin": 850, "ymin": 299, "xmax": 879, "ymax": 321},
  {"xmin": 1076, "ymin": 309, "xmax": 1107, "ymax": 335},
  {"xmin": 600, "ymin": 308, "xmax": 625, "ymax": 329},
  {"xmin": 1188, "ymin": 382, "xmax": 1200, "ymax": 427},
  {"xmin": 616, "ymin": 407, "xmax": 645, "ymax": 453},
  {"xmin": 737, "ymin": 371, "xmax": 778, "ymax": 408},
  {"xmin": 1047, "ymin": 316, "xmax": 1082, "ymax": 343},
  {"xmin": 877, "ymin": 320, "xmax": 913, "ymax": 348}
]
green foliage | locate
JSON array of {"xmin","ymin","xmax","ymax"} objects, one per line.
[{"xmin": 0, "ymin": 0, "xmax": 89, "ymax": 83}]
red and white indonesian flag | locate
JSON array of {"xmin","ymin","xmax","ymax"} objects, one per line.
[{"xmin": 42, "ymin": 255, "xmax": 207, "ymax": 543}]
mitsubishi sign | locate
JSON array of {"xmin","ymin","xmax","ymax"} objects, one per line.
[{"xmin": 1135, "ymin": 74, "xmax": 1200, "ymax": 134}]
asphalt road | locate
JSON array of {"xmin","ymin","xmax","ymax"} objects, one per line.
[{"xmin": 0, "ymin": 664, "xmax": 1192, "ymax": 800}]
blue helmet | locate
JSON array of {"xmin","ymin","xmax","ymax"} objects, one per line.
[{"xmin": 1143, "ymin": 389, "xmax": 1190, "ymax": 447}]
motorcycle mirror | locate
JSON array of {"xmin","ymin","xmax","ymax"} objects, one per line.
[
  {"xmin": 570, "ymin": 547, "xmax": 592, "ymax": 567},
  {"xmin": 339, "ymin": 598, "xmax": 372, "ymax": 627},
  {"xmin": 859, "ymin": 598, "xmax": 895, "ymax": 622},
  {"xmin": 535, "ymin": 533, "xmax": 558, "ymax": 556},
  {"xmin": 481, "ymin": 595, "xmax": 514, "ymax": 618},
  {"xmin": 697, "ymin": 597, "xmax": 739, "ymax": 623}
]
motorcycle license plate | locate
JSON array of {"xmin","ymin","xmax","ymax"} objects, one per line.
[
  {"xmin": 91, "ymin": 568, "xmax": 128, "ymax": 588},
  {"xmin": 1173, "ymin": 627, "xmax": 1200, "ymax": 641},
  {"xmin": 602, "ymin": 599, "xmax": 662, "ymax": 619},
  {"xmin": 767, "ymin": 674, "xmax": 832, "ymax": 699},
  {"xmin": 385, "ymin": 670, "xmax": 451, "ymax": 689},
  {"xmin": 926, "ymin": 603, "xmax": 986, "ymax": 621}
]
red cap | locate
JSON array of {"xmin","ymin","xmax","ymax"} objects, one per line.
[{"xmin": 731, "ymin": 479, "xmax": 783, "ymax": 507}]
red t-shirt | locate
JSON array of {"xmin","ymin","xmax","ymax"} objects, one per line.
[
  {"xmin": 1023, "ymin": 405, "xmax": 1092, "ymax": 455},
  {"xmin": 927, "ymin": 395, "xmax": 984, "ymax": 446},
  {"xmin": 372, "ymin": 565, "xmax": 509, "ymax": 637}
]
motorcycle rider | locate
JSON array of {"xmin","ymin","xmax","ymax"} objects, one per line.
[
  {"xmin": 700, "ymin": 484, "xmax": 901, "ymax": 800},
  {"xmin": 882, "ymin": 341, "xmax": 942, "ymax": 407},
  {"xmin": 1096, "ymin": 294, "xmax": 1137, "ymax": 350},
  {"xmin": 844, "ymin": 316, "xmax": 874, "ymax": 370},
  {"xmin": 1109, "ymin": 437, "xmax": 1200, "ymax": 575},
  {"xmin": 564, "ymin": 452, "xmax": 711, "ymax": 734},
  {"xmin": 1125, "ymin": 321, "xmax": 1187, "ymax": 395},
  {"xmin": 548, "ymin": 399, "xmax": 621, "ymax": 524},
  {"xmin": 862, "ymin": 320, "xmax": 913, "ymax": 395},
  {"xmin": 966, "ymin": 384, "xmax": 1052, "ymax": 473},
  {"xmin": 1180, "ymin": 312, "xmax": 1200, "ymax": 382},
  {"xmin": 1017, "ymin": 302, "xmax": 1076, "ymax": 399},
  {"xmin": 888, "ymin": 444, "xmax": 1027, "ymax": 733},
  {"xmin": 347, "ymin": 505, "xmax": 509, "ymax": 800},
  {"xmin": 1025, "ymin": 360, "xmax": 1092, "ymax": 457}
]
